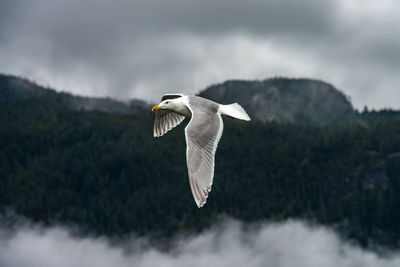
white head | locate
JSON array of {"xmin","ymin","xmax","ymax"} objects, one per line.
[{"xmin": 152, "ymin": 97, "xmax": 182, "ymax": 112}]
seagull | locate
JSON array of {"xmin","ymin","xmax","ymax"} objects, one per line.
[{"xmin": 152, "ymin": 94, "xmax": 251, "ymax": 208}]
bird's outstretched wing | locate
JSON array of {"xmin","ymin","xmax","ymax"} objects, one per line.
[
  {"xmin": 185, "ymin": 107, "xmax": 223, "ymax": 207},
  {"xmin": 153, "ymin": 110, "xmax": 185, "ymax": 137}
]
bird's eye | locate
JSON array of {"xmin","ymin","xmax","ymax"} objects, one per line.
[{"xmin": 165, "ymin": 101, "xmax": 169, "ymax": 104}]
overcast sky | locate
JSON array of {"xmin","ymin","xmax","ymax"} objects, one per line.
[{"xmin": 1, "ymin": 0, "xmax": 399, "ymax": 109}]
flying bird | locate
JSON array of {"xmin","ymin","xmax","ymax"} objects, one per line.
[{"xmin": 152, "ymin": 94, "xmax": 251, "ymax": 207}]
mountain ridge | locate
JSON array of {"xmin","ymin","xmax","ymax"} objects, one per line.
[
  {"xmin": 0, "ymin": 74, "xmax": 149, "ymax": 114},
  {"xmin": 1, "ymin": 73, "xmax": 400, "ymax": 124},
  {"xmin": 199, "ymin": 77, "xmax": 359, "ymax": 124}
]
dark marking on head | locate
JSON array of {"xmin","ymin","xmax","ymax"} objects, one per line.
[{"xmin": 161, "ymin": 94, "xmax": 183, "ymax": 101}]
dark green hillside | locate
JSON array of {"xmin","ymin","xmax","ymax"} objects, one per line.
[{"xmin": 1, "ymin": 98, "xmax": 400, "ymax": 248}]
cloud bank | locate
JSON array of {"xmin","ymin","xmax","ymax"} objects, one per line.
[
  {"xmin": 1, "ymin": 0, "xmax": 400, "ymax": 109},
  {"xmin": 1, "ymin": 219, "xmax": 399, "ymax": 267}
]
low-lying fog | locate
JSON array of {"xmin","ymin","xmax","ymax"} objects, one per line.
[{"xmin": 0, "ymin": 218, "xmax": 399, "ymax": 267}]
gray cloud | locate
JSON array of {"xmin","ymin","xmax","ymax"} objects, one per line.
[
  {"xmin": 1, "ymin": 219, "xmax": 400, "ymax": 267},
  {"xmin": 0, "ymin": 0, "xmax": 399, "ymax": 109}
]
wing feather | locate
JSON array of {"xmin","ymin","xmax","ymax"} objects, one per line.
[
  {"xmin": 185, "ymin": 106, "xmax": 223, "ymax": 208},
  {"xmin": 153, "ymin": 110, "xmax": 185, "ymax": 137}
]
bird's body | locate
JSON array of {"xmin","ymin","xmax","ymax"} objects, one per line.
[{"xmin": 152, "ymin": 94, "xmax": 250, "ymax": 207}]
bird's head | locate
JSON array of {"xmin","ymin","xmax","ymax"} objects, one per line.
[{"xmin": 152, "ymin": 99, "xmax": 177, "ymax": 111}]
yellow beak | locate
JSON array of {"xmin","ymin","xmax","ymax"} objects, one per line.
[{"xmin": 152, "ymin": 105, "xmax": 162, "ymax": 111}]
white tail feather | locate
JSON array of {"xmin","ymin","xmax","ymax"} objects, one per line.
[{"xmin": 219, "ymin": 103, "xmax": 251, "ymax": 121}]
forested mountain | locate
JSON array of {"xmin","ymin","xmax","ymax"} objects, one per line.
[
  {"xmin": 2, "ymin": 74, "xmax": 400, "ymax": 124},
  {"xmin": 199, "ymin": 78, "xmax": 359, "ymax": 124},
  {"xmin": 1, "ymin": 73, "xmax": 400, "ymax": 249},
  {"xmin": 0, "ymin": 74, "xmax": 149, "ymax": 114}
]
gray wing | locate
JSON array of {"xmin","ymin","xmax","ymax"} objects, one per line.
[
  {"xmin": 153, "ymin": 110, "xmax": 185, "ymax": 137},
  {"xmin": 185, "ymin": 108, "xmax": 224, "ymax": 208}
]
